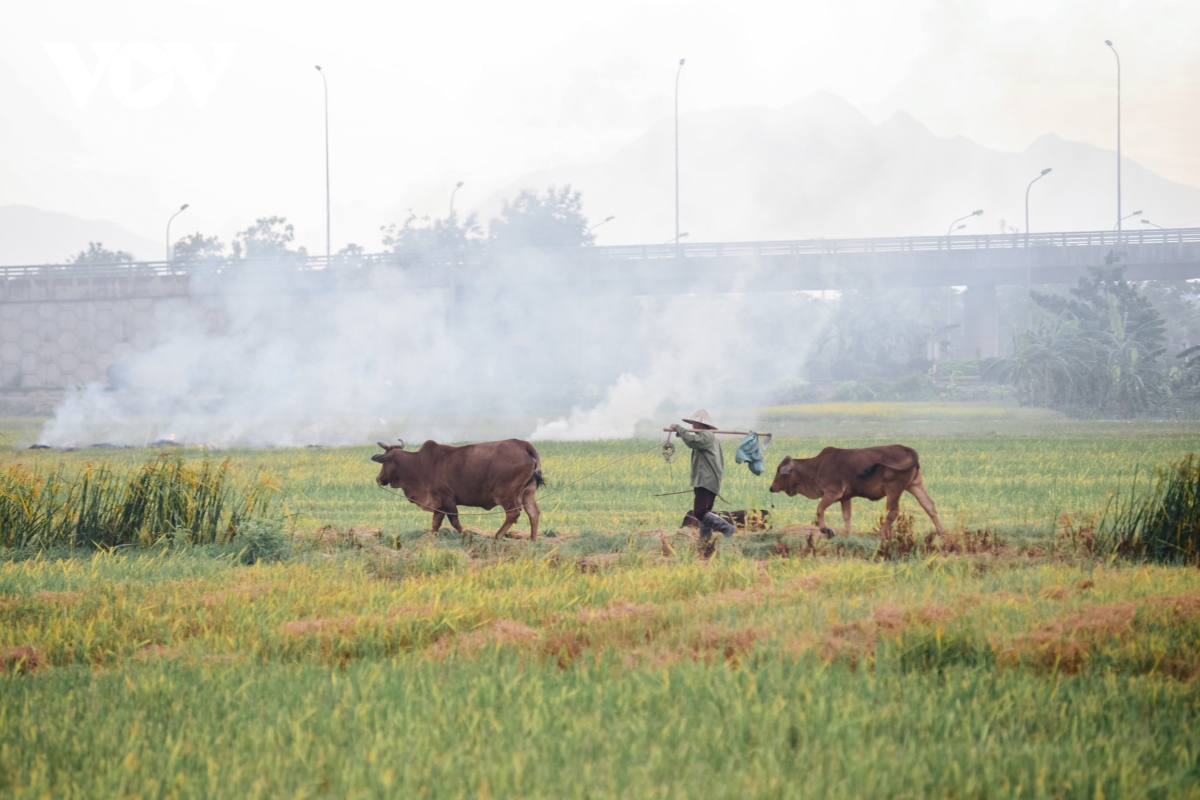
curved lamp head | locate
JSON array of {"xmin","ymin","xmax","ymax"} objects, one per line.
[
  {"xmin": 1041, "ymin": 168, "xmax": 1052, "ymax": 175},
  {"xmin": 179, "ymin": 203, "xmax": 189, "ymax": 211},
  {"xmin": 679, "ymin": 58, "xmax": 685, "ymax": 66},
  {"xmin": 314, "ymin": 65, "xmax": 322, "ymax": 71},
  {"xmin": 1105, "ymin": 40, "xmax": 1113, "ymax": 47},
  {"xmin": 455, "ymin": 181, "xmax": 463, "ymax": 188},
  {"xmin": 972, "ymin": 209, "xmax": 983, "ymax": 216}
]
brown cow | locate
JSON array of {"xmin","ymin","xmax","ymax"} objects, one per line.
[
  {"xmin": 372, "ymin": 438, "xmax": 545, "ymax": 540},
  {"xmin": 769, "ymin": 445, "xmax": 946, "ymax": 537}
]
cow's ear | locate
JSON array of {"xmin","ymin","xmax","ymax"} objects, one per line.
[
  {"xmin": 778, "ymin": 456, "xmax": 793, "ymax": 475},
  {"xmin": 370, "ymin": 453, "xmax": 387, "ymax": 463}
]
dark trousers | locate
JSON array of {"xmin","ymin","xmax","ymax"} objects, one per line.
[{"xmin": 693, "ymin": 488, "xmax": 716, "ymax": 522}]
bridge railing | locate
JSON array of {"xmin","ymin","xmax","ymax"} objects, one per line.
[
  {"xmin": 596, "ymin": 227, "xmax": 1200, "ymax": 260},
  {"xmin": 2, "ymin": 227, "xmax": 1198, "ymax": 280}
]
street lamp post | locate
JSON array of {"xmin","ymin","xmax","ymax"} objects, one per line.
[
  {"xmin": 449, "ymin": 181, "xmax": 464, "ymax": 217},
  {"xmin": 1024, "ymin": 167, "xmax": 1052, "ymax": 329},
  {"xmin": 946, "ymin": 209, "xmax": 983, "ymax": 236},
  {"xmin": 586, "ymin": 215, "xmax": 615, "ymax": 236},
  {"xmin": 1141, "ymin": 218, "xmax": 1164, "ymax": 230},
  {"xmin": 166, "ymin": 203, "xmax": 189, "ymax": 263},
  {"xmin": 674, "ymin": 58, "xmax": 685, "ymax": 246},
  {"xmin": 1113, "ymin": 210, "xmax": 1142, "ymax": 229},
  {"xmin": 315, "ymin": 65, "xmax": 330, "ymax": 262},
  {"xmin": 1025, "ymin": 168, "xmax": 1053, "ymax": 246},
  {"xmin": 1105, "ymin": 41, "xmax": 1121, "ymax": 236}
]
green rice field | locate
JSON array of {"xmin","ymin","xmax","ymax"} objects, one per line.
[{"xmin": 2, "ymin": 404, "xmax": 1200, "ymax": 797}]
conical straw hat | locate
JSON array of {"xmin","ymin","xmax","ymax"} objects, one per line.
[{"xmin": 682, "ymin": 409, "xmax": 717, "ymax": 430}]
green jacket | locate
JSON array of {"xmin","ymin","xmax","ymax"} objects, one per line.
[{"xmin": 673, "ymin": 424, "xmax": 723, "ymax": 494}]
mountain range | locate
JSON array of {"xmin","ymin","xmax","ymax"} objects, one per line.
[
  {"xmin": 0, "ymin": 205, "xmax": 160, "ymax": 265},
  {"xmin": 3, "ymin": 91, "xmax": 1199, "ymax": 264},
  {"xmin": 488, "ymin": 92, "xmax": 1200, "ymax": 244}
]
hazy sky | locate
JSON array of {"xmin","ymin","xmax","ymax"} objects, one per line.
[{"xmin": 3, "ymin": 0, "xmax": 1198, "ymax": 251}]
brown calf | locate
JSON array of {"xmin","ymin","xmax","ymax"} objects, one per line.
[{"xmin": 769, "ymin": 444, "xmax": 946, "ymax": 537}]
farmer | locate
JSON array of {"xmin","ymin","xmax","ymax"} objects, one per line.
[{"xmin": 672, "ymin": 410, "xmax": 736, "ymax": 543}]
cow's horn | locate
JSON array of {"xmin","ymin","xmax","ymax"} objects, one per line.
[
  {"xmin": 396, "ymin": 438, "xmax": 404, "ymax": 449},
  {"xmin": 376, "ymin": 441, "xmax": 389, "ymax": 450}
]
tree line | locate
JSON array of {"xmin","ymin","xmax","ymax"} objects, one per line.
[
  {"xmin": 64, "ymin": 185, "xmax": 593, "ymax": 265},
  {"xmin": 986, "ymin": 254, "xmax": 1200, "ymax": 416},
  {"xmin": 159, "ymin": 185, "xmax": 591, "ymax": 264},
  {"xmin": 781, "ymin": 251, "xmax": 1200, "ymax": 415}
]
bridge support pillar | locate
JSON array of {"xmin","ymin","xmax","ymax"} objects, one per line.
[{"xmin": 962, "ymin": 284, "xmax": 998, "ymax": 359}]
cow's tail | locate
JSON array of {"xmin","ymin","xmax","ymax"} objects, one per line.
[{"xmin": 526, "ymin": 443, "xmax": 546, "ymax": 488}]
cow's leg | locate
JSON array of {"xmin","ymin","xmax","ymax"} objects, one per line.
[
  {"xmin": 882, "ymin": 490, "xmax": 902, "ymax": 535},
  {"xmin": 493, "ymin": 500, "xmax": 522, "ymax": 540},
  {"xmin": 815, "ymin": 495, "xmax": 839, "ymax": 537},
  {"xmin": 522, "ymin": 485, "xmax": 540, "ymax": 542},
  {"xmin": 430, "ymin": 510, "xmax": 445, "ymax": 533},
  {"xmin": 443, "ymin": 503, "xmax": 465, "ymax": 537},
  {"xmin": 840, "ymin": 499, "xmax": 853, "ymax": 536},
  {"xmin": 907, "ymin": 474, "xmax": 947, "ymax": 536}
]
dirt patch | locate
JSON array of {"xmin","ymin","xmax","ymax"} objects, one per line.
[
  {"xmin": 32, "ymin": 590, "xmax": 80, "ymax": 605},
  {"xmin": 132, "ymin": 644, "xmax": 182, "ymax": 661},
  {"xmin": 1041, "ymin": 587, "xmax": 1070, "ymax": 601},
  {"xmin": 872, "ymin": 603, "xmax": 907, "ymax": 633},
  {"xmin": 1148, "ymin": 591, "xmax": 1200, "ymax": 620},
  {"xmin": 386, "ymin": 604, "xmax": 442, "ymax": 621},
  {"xmin": 282, "ymin": 614, "xmax": 382, "ymax": 637},
  {"xmin": 576, "ymin": 553, "xmax": 622, "ymax": 573},
  {"xmin": 684, "ymin": 625, "xmax": 759, "ymax": 666},
  {"xmin": 1005, "ymin": 601, "xmax": 1138, "ymax": 674},
  {"xmin": 797, "ymin": 575, "xmax": 822, "ymax": 592},
  {"xmin": 1077, "ymin": 579, "xmax": 1095, "ymax": 592},
  {"xmin": 820, "ymin": 602, "xmax": 960, "ymax": 667},
  {"xmin": 918, "ymin": 603, "xmax": 955, "ymax": 623},
  {"xmin": 200, "ymin": 583, "xmax": 271, "ymax": 607},
  {"xmin": 542, "ymin": 630, "xmax": 587, "ymax": 668},
  {"xmin": 821, "ymin": 620, "xmax": 878, "ymax": 667},
  {"xmin": 0, "ymin": 644, "xmax": 42, "ymax": 674},
  {"xmin": 436, "ymin": 618, "xmax": 542, "ymax": 659},
  {"xmin": 774, "ymin": 524, "xmax": 824, "ymax": 538},
  {"xmin": 577, "ymin": 601, "xmax": 658, "ymax": 624}
]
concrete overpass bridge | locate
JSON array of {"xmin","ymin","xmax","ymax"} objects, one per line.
[{"xmin": 0, "ymin": 227, "xmax": 1197, "ymax": 388}]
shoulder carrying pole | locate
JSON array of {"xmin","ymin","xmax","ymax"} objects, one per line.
[{"xmin": 662, "ymin": 428, "xmax": 771, "ymax": 437}]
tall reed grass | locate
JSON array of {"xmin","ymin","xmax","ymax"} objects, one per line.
[
  {"xmin": 1102, "ymin": 453, "xmax": 1200, "ymax": 563},
  {"xmin": 0, "ymin": 454, "xmax": 281, "ymax": 549}
]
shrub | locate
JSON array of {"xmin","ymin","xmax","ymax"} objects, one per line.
[
  {"xmin": 236, "ymin": 519, "xmax": 293, "ymax": 565},
  {"xmin": 0, "ymin": 455, "xmax": 281, "ymax": 550},
  {"xmin": 1101, "ymin": 454, "xmax": 1200, "ymax": 563}
]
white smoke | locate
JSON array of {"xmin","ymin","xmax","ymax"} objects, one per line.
[
  {"xmin": 532, "ymin": 373, "xmax": 663, "ymax": 440},
  {"xmin": 38, "ymin": 256, "xmax": 826, "ymax": 448}
]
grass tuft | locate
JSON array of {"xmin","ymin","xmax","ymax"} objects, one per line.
[
  {"xmin": 1102, "ymin": 454, "xmax": 1200, "ymax": 563},
  {"xmin": 0, "ymin": 454, "xmax": 281, "ymax": 549}
]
